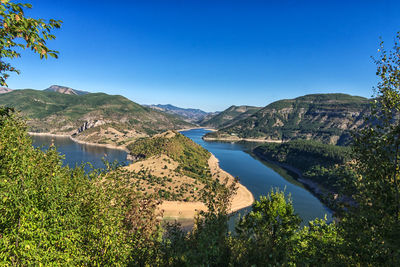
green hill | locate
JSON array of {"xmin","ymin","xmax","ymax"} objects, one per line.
[
  {"xmin": 0, "ymin": 89, "xmax": 193, "ymax": 146},
  {"xmin": 204, "ymin": 93, "xmax": 369, "ymax": 145},
  {"xmin": 199, "ymin": 105, "xmax": 261, "ymax": 129},
  {"xmin": 126, "ymin": 131, "xmax": 218, "ymax": 202}
]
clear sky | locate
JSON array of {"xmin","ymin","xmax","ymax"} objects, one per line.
[{"xmin": 6, "ymin": 0, "xmax": 400, "ymax": 112}]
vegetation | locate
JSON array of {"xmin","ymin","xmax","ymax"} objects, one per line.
[
  {"xmin": 0, "ymin": 0, "xmax": 61, "ymax": 86},
  {"xmin": 0, "ymin": 89, "xmax": 193, "ymax": 144},
  {"xmin": 205, "ymin": 93, "xmax": 369, "ymax": 145},
  {"xmin": 254, "ymin": 140, "xmax": 354, "ymax": 192},
  {"xmin": 1, "ymin": 0, "xmax": 400, "ymax": 264},
  {"xmin": 0, "ymin": 108, "xmax": 162, "ymax": 265},
  {"xmin": 126, "ymin": 131, "xmax": 221, "ymax": 201},
  {"xmin": 128, "ymin": 131, "xmax": 211, "ymax": 182},
  {"xmin": 339, "ymin": 33, "xmax": 400, "ymax": 265}
]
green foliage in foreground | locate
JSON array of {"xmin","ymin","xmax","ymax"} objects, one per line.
[
  {"xmin": 254, "ymin": 139, "xmax": 355, "ymax": 192},
  {"xmin": 0, "ymin": 109, "xmax": 345, "ymax": 266},
  {"xmin": 0, "ymin": 107, "xmax": 399, "ymax": 266},
  {"xmin": 0, "ymin": 0, "xmax": 62, "ymax": 86},
  {"xmin": 0, "ymin": 108, "xmax": 161, "ymax": 265}
]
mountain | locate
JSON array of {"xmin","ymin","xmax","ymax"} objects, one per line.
[
  {"xmin": 44, "ymin": 85, "xmax": 90, "ymax": 95},
  {"xmin": 204, "ymin": 94, "xmax": 370, "ymax": 145},
  {"xmin": 0, "ymin": 89, "xmax": 193, "ymax": 147},
  {"xmin": 146, "ymin": 104, "xmax": 214, "ymax": 123},
  {"xmin": 0, "ymin": 87, "xmax": 12, "ymax": 94},
  {"xmin": 199, "ymin": 105, "xmax": 262, "ymax": 129}
]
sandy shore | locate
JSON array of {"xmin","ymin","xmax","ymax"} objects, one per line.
[
  {"xmin": 28, "ymin": 132, "xmax": 129, "ymax": 153},
  {"xmin": 176, "ymin": 127, "xmax": 217, "ymax": 132},
  {"xmin": 203, "ymin": 136, "xmax": 284, "ymax": 143},
  {"xmin": 159, "ymin": 153, "xmax": 254, "ymax": 220}
]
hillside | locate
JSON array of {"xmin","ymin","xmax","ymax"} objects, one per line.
[
  {"xmin": 199, "ymin": 105, "xmax": 262, "ymax": 129},
  {"xmin": 126, "ymin": 131, "xmax": 253, "ymax": 217},
  {"xmin": 146, "ymin": 104, "xmax": 215, "ymax": 123},
  {"xmin": 44, "ymin": 85, "xmax": 90, "ymax": 95},
  {"xmin": 204, "ymin": 94, "xmax": 369, "ymax": 145},
  {"xmin": 0, "ymin": 89, "xmax": 193, "ymax": 146},
  {"xmin": 253, "ymin": 140, "xmax": 355, "ymax": 210}
]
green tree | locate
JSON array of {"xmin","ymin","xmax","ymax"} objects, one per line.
[
  {"xmin": 342, "ymin": 32, "xmax": 400, "ymax": 265},
  {"xmin": 0, "ymin": 0, "xmax": 61, "ymax": 86},
  {"xmin": 0, "ymin": 108, "xmax": 162, "ymax": 265},
  {"xmin": 232, "ymin": 189, "xmax": 301, "ymax": 266}
]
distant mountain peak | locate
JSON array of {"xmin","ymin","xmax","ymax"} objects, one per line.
[
  {"xmin": 45, "ymin": 85, "xmax": 89, "ymax": 95},
  {"xmin": 145, "ymin": 104, "xmax": 212, "ymax": 123},
  {"xmin": 0, "ymin": 87, "xmax": 12, "ymax": 94}
]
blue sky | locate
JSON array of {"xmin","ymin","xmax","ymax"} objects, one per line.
[{"xmin": 6, "ymin": 0, "xmax": 400, "ymax": 111}]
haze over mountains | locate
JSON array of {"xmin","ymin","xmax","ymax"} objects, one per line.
[{"xmin": 146, "ymin": 104, "xmax": 218, "ymax": 123}]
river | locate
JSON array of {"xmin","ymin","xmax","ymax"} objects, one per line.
[
  {"xmin": 180, "ymin": 129, "xmax": 332, "ymax": 223},
  {"xmin": 31, "ymin": 129, "xmax": 332, "ymax": 224}
]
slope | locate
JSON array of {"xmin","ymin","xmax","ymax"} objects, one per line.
[
  {"xmin": 204, "ymin": 94, "xmax": 369, "ymax": 145},
  {"xmin": 0, "ymin": 89, "xmax": 193, "ymax": 146},
  {"xmin": 199, "ymin": 105, "xmax": 262, "ymax": 129}
]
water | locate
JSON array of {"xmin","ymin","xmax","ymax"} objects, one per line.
[
  {"xmin": 181, "ymin": 128, "xmax": 332, "ymax": 224},
  {"xmin": 31, "ymin": 135, "xmax": 129, "ymax": 171},
  {"xmin": 31, "ymin": 130, "xmax": 332, "ymax": 224}
]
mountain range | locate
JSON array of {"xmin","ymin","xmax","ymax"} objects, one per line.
[
  {"xmin": 146, "ymin": 104, "xmax": 218, "ymax": 123},
  {"xmin": 0, "ymin": 85, "xmax": 371, "ymax": 146},
  {"xmin": 204, "ymin": 94, "xmax": 370, "ymax": 145},
  {"xmin": 0, "ymin": 87, "xmax": 192, "ymax": 147}
]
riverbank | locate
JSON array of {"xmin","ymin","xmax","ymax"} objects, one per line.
[
  {"xmin": 203, "ymin": 136, "xmax": 284, "ymax": 143},
  {"xmin": 143, "ymin": 153, "xmax": 254, "ymax": 220},
  {"xmin": 252, "ymin": 150, "xmax": 336, "ymax": 213},
  {"xmin": 177, "ymin": 127, "xmax": 217, "ymax": 132},
  {"xmin": 28, "ymin": 132, "xmax": 130, "ymax": 153}
]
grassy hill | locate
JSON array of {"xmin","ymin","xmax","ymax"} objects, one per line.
[
  {"xmin": 205, "ymin": 94, "xmax": 369, "ymax": 145},
  {"xmin": 126, "ymin": 131, "xmax": 217, "ymax": 201},
  {"xmin": 0, "ymin": 89, "xmax": 193, "ymax": 146},
  {"xmin": 199, "ymin": 105, "xmax": 261, "ymax": 129}
]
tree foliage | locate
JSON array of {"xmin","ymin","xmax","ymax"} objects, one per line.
[
  {"xmin": 0, "ymin": 108, "xmax": 162, "ymax": 265},
  {"xmin": 0, "ymin": 0, "xmax": 62, "ymax": 86},
  {"xmin": 341, "ymin": 32, "xmax": 400, "ymax": 265}
]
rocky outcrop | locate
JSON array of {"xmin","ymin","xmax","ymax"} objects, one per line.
[
  {"xmin": 45, "ymin": 85, "xmax": 89, "ymax": 95},
  {"xmin": 76, "ymin": 120, "xmax": 106, "ymax": 134}
]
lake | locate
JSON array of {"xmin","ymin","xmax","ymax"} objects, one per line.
[
  {"xmin": 180, "ymin": 129, "xmax": 332, "ymax": 224},
  {"xmin": 31, "ymin": 129, "xmax": 332, "ymax": 223},
  {"xmin": 31, "ymin": 135, "xmax": 130, "ymax": 171}
]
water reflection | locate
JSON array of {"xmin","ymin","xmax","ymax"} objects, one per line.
[
  {"xmin": 31, "ymin": 135, "xmax": 129, "ymax": 170},
  {"xmin": 181, "ymin": 128, "xmax": 332, "ymax": 224}
]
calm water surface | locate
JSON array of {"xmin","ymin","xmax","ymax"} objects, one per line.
[
  {"xmin": 31, "ymin": 135, "xmax": 129, "ymax": 170},
  {"xmin": 181, "ymin": 128, "xmax": 332, "ymax": 223},
  {"xmin": 31, "ymin": 129, "xmax": 332, "ymax": 223}
]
